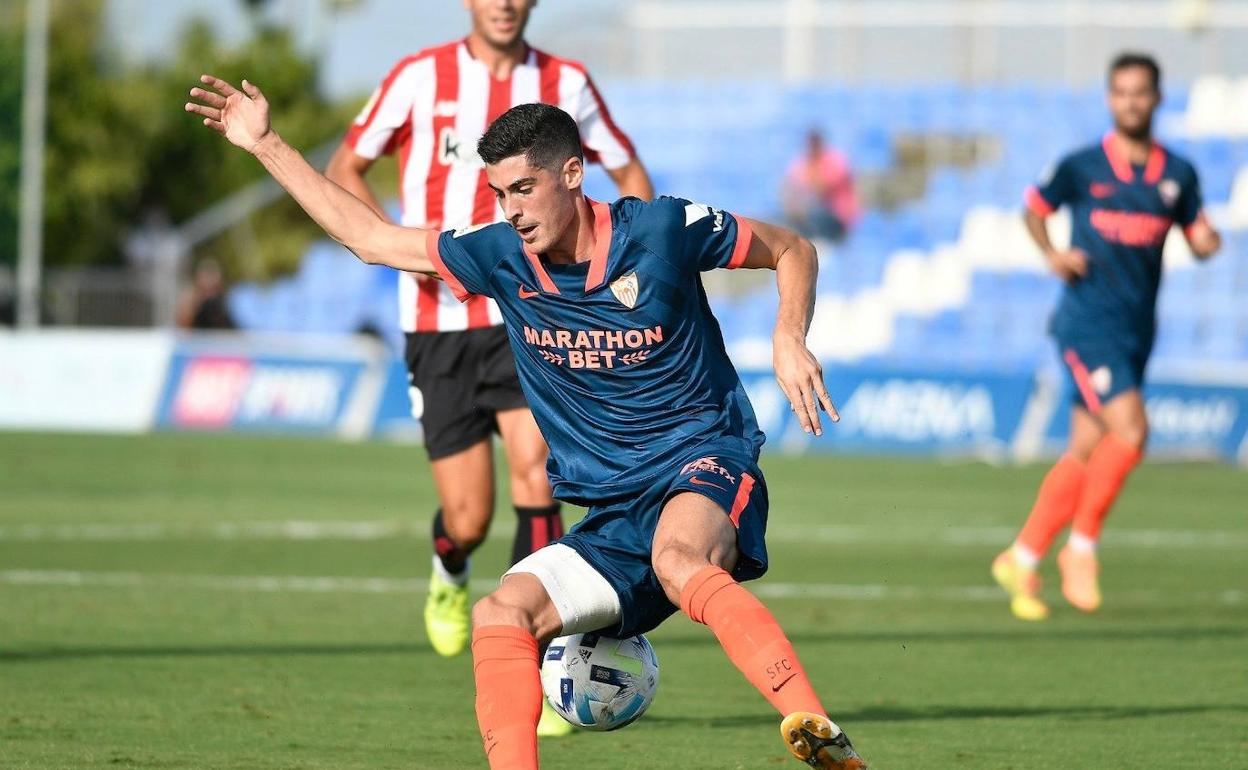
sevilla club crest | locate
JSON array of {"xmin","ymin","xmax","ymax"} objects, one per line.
[{"xmin": 610, "ymin": 272, "xmax": 639, "ymax": 309}]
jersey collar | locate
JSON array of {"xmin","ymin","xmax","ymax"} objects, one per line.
[
  {"xmin": 1102, "ymin": 131, "xmax": 1166, "ymax": 185},
  {"xmin": 522, "ymin": 198, "xmax": 613, "ymax": 296}
]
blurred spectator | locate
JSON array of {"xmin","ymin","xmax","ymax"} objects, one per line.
[
  {"xmin": 782, "ymin": 129, "xmax": 860, "ymax": 242},
  {"xmin": 177, "ymin": 259, "xmax": 235, "ymax": 329}
]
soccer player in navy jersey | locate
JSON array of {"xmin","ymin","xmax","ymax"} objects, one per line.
[
  {"xmin": 325, "ymin": 1, "xmax": 650, "ymax": 680},
  {"xmin": 992, "ymin": 53, "xmax": 1221, "ymax": 621},
  {"xmin": 187, "ymin": 77, "xmax": 867, "ymax": 769}
]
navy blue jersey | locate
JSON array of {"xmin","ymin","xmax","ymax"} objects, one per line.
[
  {"xmin": 1025, "ymin": 132, "xmax": 1204, "ymax": 347},
  {"xmin": 426, "ymin": 196, "xmax": 764, "ymax": 506}
]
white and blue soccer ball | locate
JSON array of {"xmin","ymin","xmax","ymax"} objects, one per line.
[{"xmin": 540, "ymin": 632, "xmax": 660, "ymax": 731}]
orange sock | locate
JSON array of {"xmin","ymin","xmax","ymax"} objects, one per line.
[
  {"xmin": 1016, "ymin": 454, "xmax": 1087, "ymax": 558},
  {"xmin": 471, "ymin": 625, "xmax": 542, "ymax": 770},
  {"xmin": 680, "ymin": 566, "xmax": 824, "ymax": 716},
  {"xmin": 1071, "ymin": 433, "xmax": 1141, "ymax": 542}
]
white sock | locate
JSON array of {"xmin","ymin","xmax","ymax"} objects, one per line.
[
  {"xmin": 1011, "ymin": 543, "xmax": 1040, "ymax": 570},
  {"xmin": 1067, "ymin": 532, "xmax": 1097, "ymax": 554},
  {"xmin": 431, "ymin": 554, "xmax": 469, "ymax": 587}
]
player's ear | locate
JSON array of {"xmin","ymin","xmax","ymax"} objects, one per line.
[{"xmin": 561, "ymin": 156, "xmax": 584, "ymax": 193}]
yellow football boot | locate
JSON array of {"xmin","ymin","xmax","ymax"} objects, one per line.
[
  {"xmin": 536, "ymin": 699, "xmax": 575, "ymax": 738},
  {"xmin": 1058, "ymin": 545, "xmax": 1102, "ymax": 612},
  {"xmin": 423, "ymin": 567, "xmax": 469, "ymax": 657},
  {"xmin": 781, "ymin": 712, "xmax": 867, "ymax": 769},
  {"xmin": 991, "ymin": 549, "xmax": 1050, "ymax": 621}
]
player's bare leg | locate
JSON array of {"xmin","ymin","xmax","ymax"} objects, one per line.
[
  {"xmin": 470, "ymin": 573, "xmax": 564, "ymax": 770},
  {"xmin": 1060, "ymin": 391, "xmax": 1146, "ymax": 612},
  {"xmin": 654, "ymin": 493, "xmax": 867, "ymax": 768},
  {"xmin": 994, "ymin": 405, "xmax": 1101, "ymax": 620},
  {"xmin": 426, "ymin": 440, "xmax": 496, "ymax": 657},
  {"xmin": 496, "ymin": 408, "xmax": 564, "ymax": 563},
  {"xmin": 496, "ymin": 408, "xmax": 571, "ymax": 736}
]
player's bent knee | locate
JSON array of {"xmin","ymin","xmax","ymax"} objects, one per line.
[
  {"xmin": 651, "ymin": 542, "xmax": 712, "ymax": 606},
  {"xmin": 509, "ymin": 462, "xmax": 552, "ymax": 503},
  {"xmin": 441, "ymin": 501, "xmax": 493, "ymax": 548},
  {"xmin": 471, "ymin": 575, "xmax": 565, "ymax": 643},
  {"xmin": 1115, "ymin": 423, "xmax": 1149, "ymax": 450},
  {"xmin": 471, "ymin": 593, "xmax": 535, "ymax": 634}
]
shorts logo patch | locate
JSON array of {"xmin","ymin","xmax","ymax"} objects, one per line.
[
  {"xmin": 688, "ymin": 476, "xmax": 726, "ymax": 490},
  {"xmin": 1090, "ymin": 366, "xmax": 1113, "ymax": 395},
  {"xmin": 610, "ymin": 272, "xmax": 639, "ymax": 309},
  {"xmin": 680, "ymin": 456, "xmax": 736, "ymax": 485}
]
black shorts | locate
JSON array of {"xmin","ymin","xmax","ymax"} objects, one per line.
[{"xmin": 404, "ymin": 327, "xmax": 528, "ymax": 460}]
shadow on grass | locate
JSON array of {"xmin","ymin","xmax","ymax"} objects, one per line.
[
  {"xmin": 644, "ymin": 701, "xmax": 1248, "ymax": 729},
  {"xmin": 654, "ymin": 625, "xmax": 1248, "ymax": 648},
  {"xmin": 0, "ymin": 642, "xmax": 434, "ymax": 663}
]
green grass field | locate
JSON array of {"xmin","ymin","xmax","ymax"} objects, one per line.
[{"xmin": 1, "ymin": 432, "xmax": 1244, "ymax": 769}]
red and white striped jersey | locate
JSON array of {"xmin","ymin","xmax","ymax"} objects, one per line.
[{"xmin": 345, "ymin": 39, "xmax": 637, "ymax": 334}]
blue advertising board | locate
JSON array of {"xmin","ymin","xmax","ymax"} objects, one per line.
[
  {"xmin": 741, "ymin": 366, "xmax": 1036, "ymax": 457},
  {"xmin": 1044, "ymin": 378, "xmax": 1248, "ymax": 462},
  {"xmin": 156, "ymin": 344, "xmax": 370, "ymax": 434}
]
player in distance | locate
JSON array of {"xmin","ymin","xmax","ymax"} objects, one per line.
[
  {"xmin": 325, "ymin": 0, "xmax": 651, "ymax": 697},
  {"xmin": 186, "ymin": 75, "xmax": 867, "ymax": 769},
  {"xmin": 993, "ymin": 52, "xmax": 1221, "ymax": 621}
]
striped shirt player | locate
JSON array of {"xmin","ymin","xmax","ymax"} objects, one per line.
[
  {"xmin": 344, "ymin": 41, "xmax": 637, "ymax": 333},
  {"xmin": 325, "ymin": 3, "xmax": 652, "ymax": 690}
]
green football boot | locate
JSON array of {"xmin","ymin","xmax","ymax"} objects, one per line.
[{"xmin": 424, "ymin": 564, "xmax": 470, "ymax": 657}]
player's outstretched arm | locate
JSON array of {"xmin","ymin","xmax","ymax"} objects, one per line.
[
  {"xmin": 736, "ymin": 217, "xmax": 839, "ymax": 436},
  {"xmin": 184, "ymin": 75, "xmax": 437, "ymax": 275}
]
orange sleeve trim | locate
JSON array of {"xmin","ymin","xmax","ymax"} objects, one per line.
[
  {"xmin": 425, "ymin": 230, "xmax": 473, "ymax": 303},
  {"xmin": 1183, "ymin": 211, "xmax": 1208, "ymax": 241},
  {"xmin": 727, "ymin": 216, "xmax": 754, "ymax": 269},
  {"xmin": 1025, "ymin": 186, "xmax": 1056, "ymax": 218}
]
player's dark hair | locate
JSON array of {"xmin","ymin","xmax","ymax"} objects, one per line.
[
  {"xmin": 478, "ymin": 103, "xmax": 584, "ymax": 171},
  {"xmin": 1109, "ymin": 52, "xmax": 1161, "ymax": 91}
]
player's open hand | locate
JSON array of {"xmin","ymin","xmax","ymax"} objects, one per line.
[
  {"xmin": 1047, "ymin": 247, "xmax": 1089, "ymax": 282},
  {"xmin": 184, "ymin": 75, "xmax": 273, "ymax": 154},
  {"xmin": 1186, "ymin": 216, "xmax": 1221, "ymax": 260},
  {"xmin": 773, "ymin": 330, "xmax": 839, "ymax": 436}
]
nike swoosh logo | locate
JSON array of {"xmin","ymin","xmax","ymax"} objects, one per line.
[
  {"xmin": 518, "ymin": 285, "xmax": 539, "ymax": 299},
  {"xmin": 689, "ymin": 477, "xmax": 725, "ymax": 490},
  {"xmin": 771, "ymin": 673, "xmax": 797, "ymax": 692}
]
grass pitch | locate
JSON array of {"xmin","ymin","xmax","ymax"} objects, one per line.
[{"xmin": 1, "ymin": 432, "xmax": 1244, "ymax": 769}]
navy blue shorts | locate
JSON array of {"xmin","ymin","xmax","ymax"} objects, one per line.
[
  {"xmin": 1056, "ymin": 336, "xmax": 1151, "ymax": 415},
  {"xmin": 557, "ymin": 444, "xmax": 769, "ymax": 638}
]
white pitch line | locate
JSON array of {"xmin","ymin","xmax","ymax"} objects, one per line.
[
  {"xmin": 0, "ymin": 520, "xmax": 1244, "ymax": 550},
  {"xmin": 0, "ymin": 570, "xmax": 1241, "ymax": 606}
]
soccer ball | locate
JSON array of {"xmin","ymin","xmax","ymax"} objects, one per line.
[{"xmin": 540, "ymin": 632, "xmax": 659, "ymax": 731}]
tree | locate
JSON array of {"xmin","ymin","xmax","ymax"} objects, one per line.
[
  {"xmin": 0, "ymin": 0, "xmax": 363, "ymax": 281},
  {"xmin": 0, "ymin": 7, "xmax": 24, "ymax": 269}
]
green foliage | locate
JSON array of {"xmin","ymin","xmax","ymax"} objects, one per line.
[
  {"xmin": 0, "ymin": 1, "xmax": 362, "ymax": 278},
  {"xmin": 0, "ymin": 16, "xmax": 22, "ymax": 268}
]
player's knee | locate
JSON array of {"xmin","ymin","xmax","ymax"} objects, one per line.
[
  {"xmin": 509, "ymin": 460, "xmax": 551, "ymax": 503},
  {"xmin": 651, "ymin": 541, "xmax": 707, "ymax": 605},
  {"xmin": 472, "ymin": 593, "xmax": 536, "ymax": 634},
  {"xmin": 441, "ymin": 499, "xmax": 492, "ymax": 549},
  {"xmin": 1114, "ymin": 422, "xmax": 1148, "ymax": 451}
]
